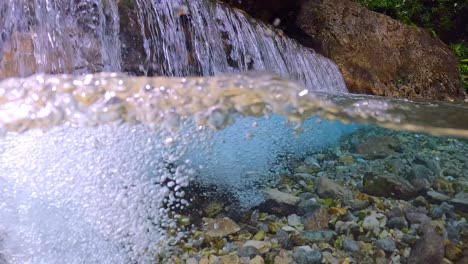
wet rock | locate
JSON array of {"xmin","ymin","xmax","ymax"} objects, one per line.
[
  {"xmin": 295, "ymin": 0, "xmax": 466, "ymax": 101},
  {"xmin": 413, "ymin": 196, "xmax": 429, "ymax": 208},
  {"xmin": 287, "ymin": 214, "xmax": 302, "ymax": 226},
  {"xmin": 427, "ymin": 190, "xmax": 451, "ymax": 202},
  {"xmin": 363, "ymin": 172, "xmax": 419, "ymax": 199},
  {"xmin": 335, "ymin": 221, "xmax": 359, "ymax": 235},
  {"xmin": 445, "ymin": 243, "xmax": 464, "ymax": 262},
  {"xmin": 449, "ymin": 192, "xmax": 468, "ymax": 213},
  {"xmin": 262, "ymin": 188, "xmax": 300, "ymax": 205},
  {"xmin": 315, "ymin": 177, "xmax": 353, "ymax": 200},
  {"xmin": 274, "ymin": 230, "xmax": 292, "ymax": 249},
  {"xmin": 355, "ymin": 136, "xmax": 401, "ymax": 160},
  {"xmin": 362, "ymin": 212, "xmax": 380, "ymax": 236},
  {"xmin": 431, "ymin": 203, "xmax": 455, "ymax": 219},
  {"xmin": 220, "ymin": 254, "xmax": 240, "ymax": 264},
  {"xmin": 303, "ymin": 207, "xmax": 330, "ymax": 230},
  {"xmin": 242, "ymin": 240, "xmax": 271, "ymax": 254},
  {"xmin": 408, "ymin": 224, "xmax": 445, "ymax": 263},
  {"xmin": 298, "ymin": 192, "xmax": 316, "ymax": 200},
  {"xmin": 273, "ymin": 255, "xmax": 291, "ymax": 264},
  {"xmin": 386, "ymin": 217, "xmax": 408, "ymax": 230},
  {"xmin": 405, "ymin": 212, "xmax": 431, "ymax": 225},
  {"xmin": 375, "ymin": 238, "xmax": 396, "ymax": 253},
  {"xmin": 250, "ymin": 255, "xmax": 264, "ymax": 264},
  {"xmin": 297, "ymin": 199, "xmax": 321, "ymax": 215},
  {"xmin": 343, "ymin": 238, "xmax": 360, "ymax": 253},
  {"xmin": 237, "ymin": 246, "xmax": 261, "ymax": 259},
  {"xmin": 410, "ymin": 164, "xmax": 435, "ymax": 182},
  {"xmin": 298, "ymin": 230, "xmax": 337, "ymax": 244},
  {"xmin": 402, "ymin": 233, "xmax": 418, "ymax": 245},
  {"xmin": 292, "ymin": 248, "xmax": 323, "ymax": 264},
  {"xmin": 203, "ymin": 217, "xmax": 241, "ymax": 239}
]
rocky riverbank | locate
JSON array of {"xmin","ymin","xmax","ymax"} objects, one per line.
[{"xmin": 166, "ymin": 126, "xmax": 468, "ymax": 263}]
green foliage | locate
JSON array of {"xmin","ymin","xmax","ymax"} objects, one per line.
[
  {"xmin": 354, "ymin": 0, "xmax": 468, "ymax": 91},
  {"xmin": 452, "ymin": 43, "xmax": 468, "ymax": 90}
]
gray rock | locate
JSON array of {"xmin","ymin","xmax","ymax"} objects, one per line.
[
  {"xmin": 386, "ymin": 217, "xmax": 408, "ymax": 230},
  {"xmin": 237, "ymin": 245, "xmax": 261, "ymax": 259},
  {"xmin": 363, "ymin": 172, "xmax": 419, "ymax": 200},
  {"xmin": 413, "ymin": 196, "xmax": 429, "ymax": 208},
  {"xmin": 297, "ymin": 199, "xmax": 321, "ymax": 216},
  {"xmin": 402, "ymin": 234, "xmax": 418, "ymax": 245},
  {"xmin": 300, "ymin": 230, "xmax": 337, "ymax": 243},
  {"xmin": 408, "ymin": 224, "xmax": 445, "ymax": 264},
  {"xmin": 315, "ymin": 177, "xmax": 353, "ymax": 200},
  {"xmin": 343, "ymin": 238, "xmax": 360, "ymax": 253},
  {"xmin": 427, "ymin": 190, "xmax": 450, "ymax": 202},
  {"xmin": 298, "ymin": 192, "xmax": 316, "ymax": 200},
  {"xmin": 375, "ymin": 238, "xmax": 396, "ymax": 253},
  {"xmin": 274, "ymin": 230, "xmax": 291, "ymax": 249},
  {"xmin": 355, "ymin": 136, "xmax": 401, "ymax": 159},
  {"xmin": 405, "ymin": 212, "xmax": 431, "ymax": 225},
  {"xmin": 410, "ymin": 164, "xmax": 435, "ymax": 182},
  {"xmin": 449, "ymin": 192, "xmax": 468, "ymax": 213},
  {"xmin": 292, "ymin": 248, "xmax": 323, "ymax": 264}
]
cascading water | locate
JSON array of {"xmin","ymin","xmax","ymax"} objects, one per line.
[
  {"xmin": 0, "ymin": 0, "xmax": 121, "ymax": 78},
  {"xmin": 129, "ymin": 0, "xmax": 347, "ymax": 93}
]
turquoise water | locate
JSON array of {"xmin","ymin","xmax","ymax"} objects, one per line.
[{"xmin": 0, "ymin": 73, "xmax": 466, "ymax": 263}]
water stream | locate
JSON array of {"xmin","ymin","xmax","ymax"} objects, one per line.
[{"xmin": 0, "ymin": 0, "xmax": 467, "ymax": 263}]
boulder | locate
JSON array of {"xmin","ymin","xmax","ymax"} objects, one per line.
[
  {"xmin": 363, "ymin": 172, "xmax": 420, "ymax": 199},
  {"xmin": 296, "ymin": 0, "xmax": 465, "ymax": 100},
  {"xmin": 355, "ymin": 136, "xmax": 401, "ymax": 160},
  {"xmin": 408, "ymin": 224, "xmax": 445, "ymax": 264}
]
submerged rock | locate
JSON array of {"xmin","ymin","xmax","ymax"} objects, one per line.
[
  {"xmin": 203, "ymin": 217, "xmax": 241, "ymax": 239},
  {"xmin": 303, "ymin": 208, "xmax": 330, "ymax": 230},
  {"xmin": 355, "ymin": 136, "xmax": 401, "ymax": 160},
  {"xmin": 315, "ymin": 177, "xmax": 353, "ymax": 200},
  {"xmin": 408, "ymin": 224, "xmax": 445, "ymax": 264},
  {"xmin": 363, "ymin": 172, "xmax": 419, "ymax": 199},
  {"xmin": 375, "ymin": 238, "xmax": 396, "ymax": 253},
  {"xmin": 292, "ymin": 248, "xmax": 323, "ymax": 264}
]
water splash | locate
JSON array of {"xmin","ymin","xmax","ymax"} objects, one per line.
[{"xmin": 0, "ymin": 0, "xmax": 121, "ymax": 78}]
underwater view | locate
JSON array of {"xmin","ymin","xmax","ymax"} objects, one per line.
[{"xmin": 0, "ymin": 0, "xmax": 467, "ymax": 264}]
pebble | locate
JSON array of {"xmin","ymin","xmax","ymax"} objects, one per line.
[
  {"xmin": 249, "ymin": 255, "xmax": 264, "ymax": 264},
  {"xmin": 386, "ymin": 217, "xmax": 408, "ymax": 230},
  {"xmin": 242, "ymin": 240, "xmax": 271, "ymax": 254},
  {"xmin": 287, "ymin": 214, "xmax": 302, "ymax": 226},
  {"xmin": 315, "ymin": 177, "xmax": 353, "ymax": 200},
  {"xmin": 203, "ymin": 217, "xmax": 241, "ymax": 238},
  {"xmin": 375, "ymin": 237, "xmax": 396, "ymax": 253},
  {"xmin": 408, "ymin": 224, "xmax": 445, "ymax": 264},
  {"xmin": 299, "ymin": 230, "xmax": 337, "ymax": 243},
  {"xmin": 237, "ymin": 246, "xmax": 260, "ymax": 259},
  {"xmin": 292, "ymin": 248, "xmax": 323, "ymax": 264},
  {"xmin": 297, "ymin": 199, "xmax": 321, "ymax": 215},
  {"xmin": 405, "ymin": 212, "xmax": 431, "ymax": 225},
  {"xmin": 343, "ymin": 238, "xmax": 360, "ymax": 253},
  {"xmin": 303, "ymin": 208, "xmax": 330, "ymax": 230}
]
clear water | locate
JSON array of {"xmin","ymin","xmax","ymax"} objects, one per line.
[
  {"xmin": 0, "ymin": 73, "xmax": 467, "ymax": 263},
  {"xmin": 0, "ymin": 0, "xmax": 467, "ymax": 263}
]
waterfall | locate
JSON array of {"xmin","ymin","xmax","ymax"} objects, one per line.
[
  {"xmin": 1, "ymin": 0, "xmax": 347, "ymax": 93},
  {"xmin": 0, "ymin": 0, "xmax": 121, "ymax": 77},
  {"xmin": 129, "ymin": 0, "xmax": 347, "ymax": 92}
]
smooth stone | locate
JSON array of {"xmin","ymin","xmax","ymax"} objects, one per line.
[
  {"xmin": 262, "ymin": 188, "xmax": 300, "ymax": 205},
  {"xmin": 303, "ymin": 207, "xmax": 330, "ymax": 230},
  {"xmin": 355, "ymin": 136, "xmax": 401, "ymax": 160},
  {"xmin": 288, "ymin": 214, "xmax": 302, "ymax": 226},
  {"xmin": 408, "ymin": 224, "xmax": 445, "ymax": 264},
  {"xmin": 315, "ymin": 177, "xmax": 353, "ymax": 200},
  {"xmin": 298, "ymin": 192, "xmax": 316, "ymax": 200},
  {"xmin": 297, "ymin": 199, "xmax": 321, "ymax": 216},
  {"xmin": 237, "ymin": 246, "xmax": 261, "ymax": 259},
  {"xmin": 300, "ymin": 230, "xmax": 337, "ymax": 243},
  {"xmin": 274, "ymin": 229, "xmax": 292, "ymax": 249},
  {"xmin": 375, "ymin": 238, "xmax": 396, "ymax": 253},
  {"xmin": 413, "ymin": 196, "xmax": 429, "ymax": 208},
  {"xmin": 281, "ymin": 226, "xmax": 299, "ymax": 233},
  {"xmin": 449, "ymin": 192, "xmax": 468, "ymax": 213},
  {"xmin": 362, "ymin": 213, "xmax": 380, "ymax": 236},
  {"xmin": 203, "ymin": 217, "xmax": 241, "ymax": 239},
  {"xmin": 402, "ymin": 234, "xmax": 418, "ymax": 245},
  {"xmin": 187, "ymin": 258, "xmax": 198, "ymax": 264},
  {"xmin": 242, "ymin": 240, "xmax": 272, "ymax": 254},
  {"xmin": 273, "ymin": 256, "xmax": 292, "ymax": 264},
  {"xmin": 363, "ymin": 172, "xmax": 419, "ymax": 199},
  {"xmin": 220, "ymin": 255, "xmax": 240, "ymax": 264},
  {"xmin": 343, "ymin": 238, "xmax": 360, "ymax": 253},
  {"xmin": 292, "ymin": 248, "xmax": 323, "ymax": 264},
  {"xmin": 249, "ymin": 256, "xmax": 264, "ymax": 264},
  {"xmin": 427, "ymin": 190, "xmax": 451, "ymax": 202},
  {"xmin": 386, "ymin": 217, "xmax": 408, "ymax": 230},
  {"xmin": 405, "ymin": 212, "xmax": 431, "ymax": 225}
]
